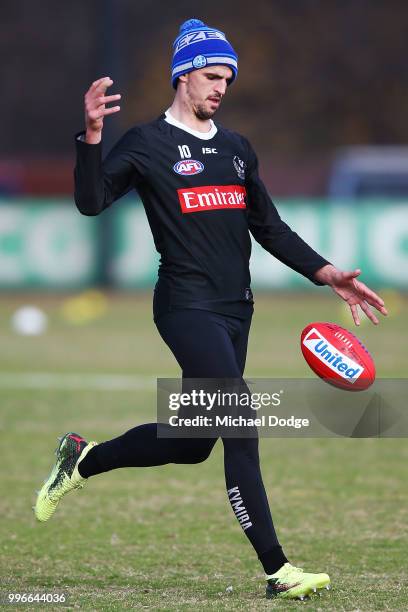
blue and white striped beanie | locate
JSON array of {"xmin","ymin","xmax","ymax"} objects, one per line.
[{"xmin": 171, "ymin": 19, "xmax": 238, "ymax": 89}]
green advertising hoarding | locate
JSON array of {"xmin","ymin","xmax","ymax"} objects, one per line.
[
  {"xmin": 0, "ymin": 198, "xmax": 407, "ymax": 289},
  {"xmin": 110, "ymin": 200, "xmax": 408, "ymax": 289},
  {"xmin": 251, "ymin": 200, "xmax": 408, "ymax": 288},
  {"xmin": 0, "ymin": 200, "xmax": 99, "ymax": 287}
]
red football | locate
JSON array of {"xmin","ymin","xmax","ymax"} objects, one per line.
[{"xmin": 300, "ymin": 322, "xmax": 376, "ymax": 391}]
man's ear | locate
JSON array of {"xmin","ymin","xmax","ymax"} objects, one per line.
[{"xmin": 178, "ymin": 73, "xmax": 189, "ymax": 86}]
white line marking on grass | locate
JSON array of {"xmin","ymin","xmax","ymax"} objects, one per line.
[{"xmin": 0, "ymin": 372, "xmax": 157, "ymax": 391}]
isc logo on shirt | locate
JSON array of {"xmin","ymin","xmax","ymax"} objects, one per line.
[
  {"xmin": 173, "ymin": 160, "xmax": 204, "ymax": 176},
  {"xmin": 177, "ymin": 185, "xmax": 247, "ymax": 213}
]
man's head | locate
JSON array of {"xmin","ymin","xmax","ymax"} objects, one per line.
[
  {"xmin": 177, "ymin": 65, "xmax": 233, "ymax": 120},
  {"xmin": 171, "ymin": 18, "xmax": 238, "ymax": 90}
]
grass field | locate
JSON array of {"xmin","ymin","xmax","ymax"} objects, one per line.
[{"xmin": 1, "ymin": 291, "xmax": 407, "ymax": 610}]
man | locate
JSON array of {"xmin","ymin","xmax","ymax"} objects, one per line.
[{"xmin": 34, "ymin": 19, "xmax": 387, "ymax": 600}]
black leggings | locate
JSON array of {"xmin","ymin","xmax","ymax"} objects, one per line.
[{"xmin": 79, "ymin": 309, "xmax": 286, "ymax": 574}]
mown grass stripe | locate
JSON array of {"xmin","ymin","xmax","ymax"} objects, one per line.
[{"xmin": 0, "ymin": 372, "xmax": 156, "ymax": 391}]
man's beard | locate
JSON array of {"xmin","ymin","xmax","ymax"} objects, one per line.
[
  {"xmin": 185, "ymin": 83, "xmax": 221, "ymax": 120},
  {"xmin": 194, "ymin": 103, "xmax": 217, "ymax": 120}
]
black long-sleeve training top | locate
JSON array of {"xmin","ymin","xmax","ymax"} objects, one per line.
[{"xmin": 74, "ymin": 113, "xmax": 329, "ymax": 320}]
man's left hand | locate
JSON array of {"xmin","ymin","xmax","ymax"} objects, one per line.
[{"xmin": 314, "ymin": 264, "xmax": 388, "ymax": 326}]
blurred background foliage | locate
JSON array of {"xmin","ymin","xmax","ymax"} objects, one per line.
[{"xmin": 2, "ymin": 0, "xmax": 408, "ymax": 158}]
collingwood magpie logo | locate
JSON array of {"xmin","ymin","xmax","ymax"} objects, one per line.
[{"xmin": 233, "ymin": 156, "xmax": 246, "ymax": 180}]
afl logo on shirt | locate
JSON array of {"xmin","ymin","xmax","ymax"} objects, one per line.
[{"xmin": 173, "ymin": 159, "xmax": 204, "ymax": 176}]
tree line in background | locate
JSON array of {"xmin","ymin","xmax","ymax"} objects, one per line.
[{"xmin": 2, "ymin": 0, "xmax": 407, "ymax": 157}]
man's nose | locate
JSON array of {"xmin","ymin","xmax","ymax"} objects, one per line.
[{"xmin": 214, "ymin": 79, "xmax": 228, "ymax": 96}]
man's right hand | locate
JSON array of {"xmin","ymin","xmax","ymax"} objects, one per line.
[{"xmin": 84, "ymin": 77, "xmax": 121, "ymax": 144}]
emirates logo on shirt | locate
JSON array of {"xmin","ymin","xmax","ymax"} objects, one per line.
[{"xmin": 177, "ymin": 185, "xmax": 247, "ymax": 214}]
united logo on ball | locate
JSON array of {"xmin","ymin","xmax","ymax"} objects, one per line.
[{"xmin": 301, "ymin": 322, "xmax": 376, "ymax": 391}]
